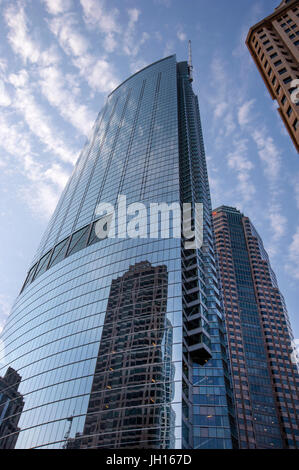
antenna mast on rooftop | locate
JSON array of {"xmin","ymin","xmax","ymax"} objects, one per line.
[{"xmin": 188, "ymin": 40, "xmax": 193, "ymax": 83}]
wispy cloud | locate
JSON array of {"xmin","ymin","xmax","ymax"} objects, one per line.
[
  {"xmin": 42, "ymin": 0, "xmax": 72, "ymax": 15},
  {"xmin": 226, "ymin": 138, "xmax": 256, "ymax": 203},
  {"xmin": 47, "ymin": 11, "xmax": 119, "ymax": 93},
  {"xmin": 13, "ymin": 85, "xmax": 76, "ymax": 164},
  {"xmin": 238, "ymin": 99, "xmax": 255, "ymax": 127},
  {"xmin": 38, "ymin": 65, "xmax": 94, "ymax": 134},
  {"xmin": 123, "ymin": 9, "xmax": 149, "ymax": 58},
  {"xmin": 285, "ymin": 227, "xmax": 299, "ymax": 280},
  {"xmin": 0, "ymin": 294, "xmax": 11, "ymax": 335},
  {"xmin": 5, "ymin": 3, "xmax": 96, "ymax": 134},
  {"xmin": 0, "ymin": 79, "xmax": 11, "ymax": 106},
  {"xmin": 49, "ymin": 14, "xmax": 89, "ymax": 57},
  {"xmin": 80, "ymin": 0, "xmax": 120, "ymax": 33},
  {"xmin": 252, "ymin": 129, "xmax": 281, "ymax": 183},
  {"xmin": 177, "ymin": 28, "xmax": 187, "ymax": 42},
  {"xmin": 210, "ymin": 57, "xmax": 237, "ymax": 137},
  {"xmin": 5, "ymin": 3, "xmax": 59, "ymax": 66},
  {"xmin": 0, "ymin": 113, "xmax": 72, "ymax": 218}
]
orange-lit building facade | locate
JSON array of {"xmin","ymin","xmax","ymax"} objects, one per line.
[
  {"xmin": 213, "ymin": 206, "xmax": 299, "ymax": 449},
  {"xmin": 246, "ymin": 0, "xmax": 299, "ymax": 153}
]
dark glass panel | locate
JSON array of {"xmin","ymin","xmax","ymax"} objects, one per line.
[
  {"xmin": 48, "ymin": 237, "xmax": 69, "ymax": 269},
  {"xmin": 33, "ymin": 251, "xmax": 52, "ymax": 281},
  {"xmin": 67, "ymin": 226, "xmax": 90, "ymax": 257},
  {"xmin": 21, "ymin": 263, "xmax": 37, "ymax": 292}
]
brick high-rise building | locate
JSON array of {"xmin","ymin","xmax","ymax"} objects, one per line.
[
  {"xmin": 0, "ymin": 368, "xmax": 24, "ymax": 449},
  {"xmin": 246, "ymin": 0, "xmax": 299, "ymax": 153},
  {"xmin": 213, "ymin": 206, "xmax": 299, "ymax": 449}
]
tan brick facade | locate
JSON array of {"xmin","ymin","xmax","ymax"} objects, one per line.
[{"xmin": 246, "ymin": 0, "xmax": 299, "ymax": 153}]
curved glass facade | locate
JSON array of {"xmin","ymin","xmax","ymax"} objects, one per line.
[{"xmin": 0, "ymin": 56, "xmax": 236, "ymax": 449}]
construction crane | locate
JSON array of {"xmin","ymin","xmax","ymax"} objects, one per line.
[{"xmin": 62, "ymin": 413, "xmax": 74, "ymax": 448}]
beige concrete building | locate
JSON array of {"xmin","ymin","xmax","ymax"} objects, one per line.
[{"xmin": 246, "ymin": 0, "xmax": 299, "ymax": 153}]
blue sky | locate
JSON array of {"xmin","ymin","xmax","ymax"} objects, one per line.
[{"xmin": 0, "ymin": 0, "xmax": 298, "ymax": 339}]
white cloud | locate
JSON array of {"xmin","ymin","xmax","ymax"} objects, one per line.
[
  {"xmin": 80, "ymin": 0, "xmax": 120, "ymax": 34},
  {"xmin": 5, "ymin": 4, "xmax": 95, "ymax": 136},
  {"xmin": 0, "ymin": 79, "xmax": 11, "ymax": 106},
  {"xmin": 44, "ymin": 163, "xmax": 69, "ymax": 189},
  {"xmin": 39, "ymin": 65, "xmax": 94, "ymax": 134},
  {"xmin": 20, "ymin": 181, "xmax": 61, "ymax": 218},
  {"xmin": 130, "ymin": 58, "xmax": 148, "ymax": 74},
  {"xmin": 4, "ymin": 4, "xmax": 59, "ymax": 66},
  {"xmin": 79, "ymin": 1, "xmax": 148, "ymax": 59},
  {"xmin": 0, "ymin": 114, "xmax": 72, "ymax": 218},
  {"xmin": 292, "ymin": 174, "xmax": 299, "ymax": 210},
  {"xmin": 267, "ymin": 204, "xmax": 287, "ymax": 242},
  {"xmin": 8, "ymin": 69, "xmax": 29, "ymax": 88},
  {"xmin": 13, "ymin": 85, "xmax": 76, "ymax": 164},
  {"xmin": 252, "ymin": 129, "xmax": 281, "ymax": 182},
  {"xmin": 285, "ymin": 227, "xmax": 299, "ymax": 280},
  {"xmin": 72, "ymin": 55, "xmax": 119, "ymax": 93},
  {"xmin": 42, "ymin": 0, "xmax": 72, "ymax": 15},
  {"xmin": 164, "ymin": 40, "xmax": 175, "ymax": 57},
  {"xmin": 0, "ymin": 58, "xmax": 7, "ymax": 74},
  {"xmin": 214, "ymin": 101, "xmax": 228, "ymax": 119},
  {"xmin": 49, "ymin": 15, "xmax": 89, "ymax": 57},
  {"xmin": 0, "ymin": 114, "xmax": 31, "ymax": 159},
  {"xmin": 210, "ymin": 57, "xmax": 237, "ymax": 136},
  {"xmin": 238, "ymin": 99, "xmax": 255, "ymax": 127},
  {"xmin": 123, "ymin": 9, "xmax": 149, "ymax": 58},
  {"xmin": 0, "ymin": 294, "xmax": 11, "ymax": 334},
  {"xmin": 47, "ymin": 11, "xmax": 119, "ymax": 93},
  {"xmin": 177, "ymin": 29, "xmax": 187, "ymax": 42},
  {"xmin": 227, "ymin": 139, "xmax": 256, "ymax": 202}
]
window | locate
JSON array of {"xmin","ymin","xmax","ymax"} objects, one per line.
[
  {"xmin": 270, "ymin": 53, "xmax": 278, "ymax": 59},
  {"xmin": 274, "ymin": 60, "xmax": 282, "ymax": 67},
  {"xmin": 21, "ymin": 264, "xmax": 37, "ymax": 292},
  {"xmin": 67, "ymin": 225, "xmax": 90, "ymax": 257},
  {"xmin": 48, "ymin": 237, "xmax": 69, "ymax": 269},
  {"xmin": 283, "ymin": 76, "xmax": 292, "ymax": 84},
  {"xmin": 33, "ymin": 251, "xmax": 52, "ymax": 280},
  {"xmin": 278, "ymin": 67, "xmax": 287, "ymax": 75}
]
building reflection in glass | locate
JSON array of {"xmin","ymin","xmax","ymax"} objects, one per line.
[
  {"xmin": 71, "ymin": 261, "xmax": 176, "ymax": 448},
  {"xmin": 0, "ymin": 368, "xmax": 24, "ymax": 449}
]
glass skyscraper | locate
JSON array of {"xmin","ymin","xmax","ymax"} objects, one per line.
[
  {"xmin": 213, "ymin": 206, "xmax": 299, "ymax": 449},
  {"xmin": 0, "ymin": 55, "xmax": 237, "ymax": 449}
]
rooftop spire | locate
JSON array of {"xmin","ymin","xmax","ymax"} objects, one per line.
[{"xmin": 188, "ymin": 39, "xmax": 193, "ymax": 82}]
